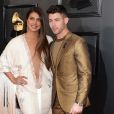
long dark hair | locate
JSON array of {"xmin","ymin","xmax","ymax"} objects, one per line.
[{"xmin": 23, "ymin": 7, "xmax": 51, "ymax": 70}]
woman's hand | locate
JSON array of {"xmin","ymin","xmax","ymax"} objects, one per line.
[
  {"xmin": 12, "ymin": 76, "xmax": 28, "ymax": 86},
  {"xmin": 4, "ymin": 72, "xmax": 28, "ymax": 86}
]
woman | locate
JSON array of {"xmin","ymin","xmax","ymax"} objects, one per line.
[{"xmin": 0, "ymin": 7, "xmax": 52, "ymax": 114}]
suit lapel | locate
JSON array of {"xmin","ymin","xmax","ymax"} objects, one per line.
[
  {"xmin": 50, "ymin": 32, "xmax": 74, "ymax": 71},
  {"xmin": 55, "ymin": 40, "xmax": 66, "ymax": 67},
  {"xmin": 56, "ymin": 33, "xmax": 73, "ymax": 67},
  {"xmin": 50, "ymin": 39, "xmax": 66, "ymax": 71}
]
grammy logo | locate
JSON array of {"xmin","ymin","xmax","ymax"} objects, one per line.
[{"xmin": 12, "ymin": 12, "xmax": 24, "ymax": 31}]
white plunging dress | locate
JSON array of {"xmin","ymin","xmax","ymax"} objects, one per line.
[{"xmin": 0, "ymin": 34, "xmax": 53, "ymax": 114}]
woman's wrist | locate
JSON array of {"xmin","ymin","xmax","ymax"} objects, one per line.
[
  {"xmin": 4, "ymin": 72, "xmax": 16, "ymax": 84},
  {"xmin": 10, "ymin": 76, "xmax": 16, "ymax": 84}
]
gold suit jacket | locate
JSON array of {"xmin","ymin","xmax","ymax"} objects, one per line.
[{"xmin": 50, "ymin": 32, "xmax": 92, "ymax": 112}]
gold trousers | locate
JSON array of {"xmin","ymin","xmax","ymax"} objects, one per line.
[{"xmin": 52, "ymin": 96, "xmax": 70, "ymax": 114}]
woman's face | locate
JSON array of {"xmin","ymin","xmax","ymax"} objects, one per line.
[{"xmin": 27, "ymin": 12, "xmax": 41, "ymax": 32}]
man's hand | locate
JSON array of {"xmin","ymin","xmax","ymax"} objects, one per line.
[{"xmin": 70, "ymin": 103, "xmax": 83, "ymax": 114}]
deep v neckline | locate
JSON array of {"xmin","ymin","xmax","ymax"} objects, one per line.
[{"xmin": 23, "ymin": 34, "xmax": 42, "ymax": 81}]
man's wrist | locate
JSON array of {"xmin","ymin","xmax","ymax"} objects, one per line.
[{"xmin": 76, "ymin": 102, "xmax": 83, "ymax": 107}]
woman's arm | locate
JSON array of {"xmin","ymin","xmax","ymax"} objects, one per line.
[{"xmin": 4, "ymin": 72, "xmax": 27, "ymax": 86}]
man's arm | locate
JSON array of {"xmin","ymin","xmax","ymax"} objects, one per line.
[
  {"xmin": 70, "ymin": 38, "xmax": 92, "ymax": 114},
  {"xmin": 74, "ymin": 38, "xmax": 92, "ymax": 104}
]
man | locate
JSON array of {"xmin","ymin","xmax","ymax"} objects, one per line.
[{"xmin": 47, "ymin": 5, "xmax": 91, "ymax": 114}]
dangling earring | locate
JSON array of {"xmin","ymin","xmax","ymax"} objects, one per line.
[{"xmin": 26, "ymin": 26, "xmax": 29, "ymax": 32}]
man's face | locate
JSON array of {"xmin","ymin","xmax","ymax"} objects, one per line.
[{"xmin": 48, "ymin": 13, "xmax": 68, "ymax": 35}]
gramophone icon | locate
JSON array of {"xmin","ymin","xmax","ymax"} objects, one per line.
[{"xmin": 12, "ymin": 12, "xmax": 24, "ymax": 31}]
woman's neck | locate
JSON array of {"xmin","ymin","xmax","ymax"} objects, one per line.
[{"xmin": 25, "ymin": 31, "xmax": 39, "ymax": 42}]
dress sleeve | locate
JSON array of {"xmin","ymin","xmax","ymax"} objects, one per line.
[
  {"xmin": 0, "ymin": 40, "xmax": 15, "ymax": 72},
  {"xmin": 46, "ymin": 35, "xmax": 53, "ymax": 44}
]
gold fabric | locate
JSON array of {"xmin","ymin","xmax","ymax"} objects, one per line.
[
  {"xmin": 52, "ymin": 39, "xmax": 64, "ymax": 66},
  {"xmin": 50, "ymin": 32, "xmax": 92, "ymax": 112},
  {"xmin": 53, "ymin": 96, "xmax": 70, "ymax": 114}
]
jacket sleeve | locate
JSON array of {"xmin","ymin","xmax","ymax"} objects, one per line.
[{"xmin": 74, "ymin": 38, "xmax": 92, "ymax": 104}]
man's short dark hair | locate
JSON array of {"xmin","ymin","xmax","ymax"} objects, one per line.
[{"xmin": 47, "ymin": 5, "xmax": 68, "ymax": 17}]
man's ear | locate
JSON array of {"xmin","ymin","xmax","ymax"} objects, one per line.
[{"xmin": 64, "ymin": 17, "xmax": 69, "ymax": 24}]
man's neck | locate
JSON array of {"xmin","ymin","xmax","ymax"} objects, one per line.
[{"xmin": 56, "ymin": 29, "xmax": 69, "ymax": 40}]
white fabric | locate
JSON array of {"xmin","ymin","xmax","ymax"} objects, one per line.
[
  {"xmin": 0, "ymin": 34, "xmax": 53, "ymax": 114},
  {"xmin": 0, "ymin": 73, "xmax": 5, "ymax": 114}
]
